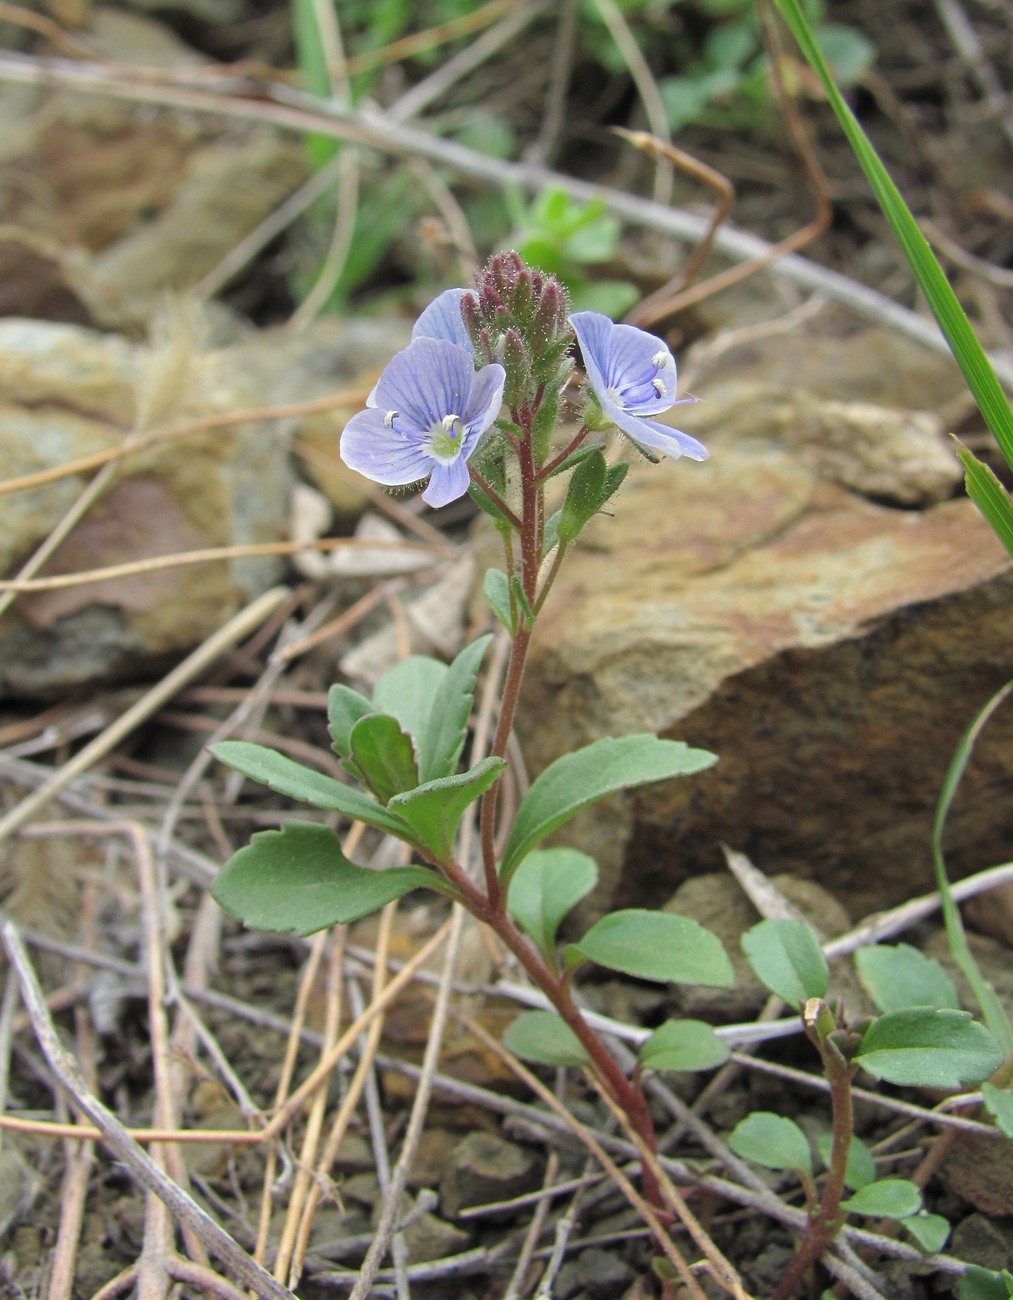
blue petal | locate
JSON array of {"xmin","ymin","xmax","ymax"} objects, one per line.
[
  {"xmin": 423, "ymin": 457, "xmax": 471, "ymax": 507},
  {"xmin": 413, "ymin": 288, "xmax": 476, "ymax": 352},
  {"xmin": 372, "ymin": 338, "xmax": 477, "ymax": 431},
  {"xmin": 340, "ymin": 407, "xmax": 432, "ymax": 486},
  {"xmin": 462, "ymin": 362, "xmax": 506, "ymax": 439},
  {"xmin": 570, "ymin": 311, "xmax": 679, "ymax": 416},
  {"xmin": 608, "ymin": 405, "xmax": 708, "ymax": 461}
]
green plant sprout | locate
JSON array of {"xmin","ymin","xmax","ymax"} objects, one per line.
[{"xmin": 732, "ymin": 920, "xmax": 1002, "ymax": 1299}]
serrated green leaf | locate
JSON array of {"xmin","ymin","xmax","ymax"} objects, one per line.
[
  {"xmin": 417, "ymin": 636, "xmax": 492, "ymax": 783},
  {"xmin": 507, "ymin": 847, "xmax": 598, "ymax": 956},
  {"xmin": 728, "ymin": 1112, "xmax": 811, "ymax": 1174},
  {"xmin": 210, "ymin": 741, "xmax": 410, "ymax": 838},
  {"xmin": 902, "ymin": 1212, "xmax": 950, "ymax": 1254},
  {"xmin": 841, "ymin": 1179, "xmax": 921, "ymax": 1219},
  {"xmin": 326, "ymin": 685, "xmax": 374, "ymax": 759},
  {"xmin": 502, "ymin": 1010, "xmax": 589, "ymax": 1067},
  {"xmin": 741, "ymin": 919, "xmax": 828, "ymax": 1005},
  {"xmin": 348, "ymin": 714, "xmax": 419, "ymax": 805},
  {"xmin": 960, "ymin": 1266, "xmax": 1013, "ymax": 1300},
  {"xmin": 211, "ymin": 821, "xmax": 446, "ymax": 935},
  {"xmin": 854, "ymin": 943, "xmax": 960, "ymax": 1014},
  {"xmin": 814, "ymin": 1132, "xmax": 876, "ymax": 1191},
  {"xmin": 557, "ymin": 448, "xmax": 608, "ymax": 543},
  {"xmin": 499, "ymin": 735, "xmax": 717, "ymax": 884},
  {"xmin": 388, "ymin": 757, "xmax": 506, "ymax": 863},
  {"xmin": 568, "ymin": 910, "xmax": 733, "ymax": 987},
  {"xmin": 483, "ymin": 567, "xmax": 515, "ymax": 633},
  {"xmin": 855, "ymin": 1008, "xmax": 1005, "ymax": 1088},
  {"xmin": 982, "ymin": 1083, "xmax": 1013, "ymax": 1139},
  {"xmin": 638, "ymin": 1019, "xmax": 729, "ymax": 1073},
  {"xmin": 373, "ymin": 656, "xmax": 448, "ymax": 750}
]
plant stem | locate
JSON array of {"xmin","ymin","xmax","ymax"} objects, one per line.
[{"xmin": 771, "ymin": 1030, "xmax": 856, "ymax": 1300}]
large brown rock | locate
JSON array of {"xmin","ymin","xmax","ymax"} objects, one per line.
[{"xmin": 516, "ymin": 319, "xmax": 1013, "ymax": 922}]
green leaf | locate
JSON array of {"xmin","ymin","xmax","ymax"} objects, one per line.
[
  {"xmin": 982, "ymin": 1083, "xmax": 1013, "ymax": 1140},
  {"xmin": 567, "ymin": 910, "xmax": 733, "ymax": 987},
  {"xmin": 814, "ymin": 1132, "xmax": 876, "ymax": 1191},
  {"xmin": 211, "ymin": 821, "xmax": 446, "ymax": 936},
  {"xmin": 210, "ymin": 741, "xmax": 410, "ymax": 838},
  {"xmin": 373, "ymin": 656, "xmax": 448, "ymax": 750},
  {"xmin": 502, "ymin": 1010, "xmax": 589, "ymax": 1067},
  {"xmin": 388, "ymin": 757, "xmax": 506, "ymax": 863},
  {"xmin": 499, "ymin": 735, "xmax": 717, "ymax": 884},
  {"xmin": 417, "ymin": 635, "xmax": 492, "ymax": 783},
  {"xmin": 348, "ymin": 714, "xmax": 419, "ymax": 804},
  {"xmin": 773, "ymin": 0, "xmax": 1013, "ymax": 481},
  {"xmin": 557, "ymin": 448, "xmax": 608, "ymax": 544},
  {"xmin": 741, "ymin": 919, "xmax": 828, "ymax": 1005},
  {"xmin": 638, "ymin": 1020, "xmax": 729, "ymax": 1073},
  {"xmin": 841, "ymin": 1179, "xmax": 921, "ymax": 1220},
  {"xmin": 957, "ymin": 449, "xmax": 1013, "ymax": 560},
  {"xmin": 901, "ymin": 1212, "xmax": 950, "ymax": 1254},
  {"xmin": 854, "ymin": 943, "xmax": 960, "ymax": 1014},
  {"xmin": 855, "ymin": 1008, "xmax": 1005, "ymax": 1088},
  {"xmin": 507, "ymin": 847, "xmax": 598, "ymax": 956},
  {"xmin": 728, "ymin": 1112, "xmax": 811, "ymax": 1175},
  {"xmin": 960, "ymin": 1266, "xmax": 1013, "ymax": 1300},
  {"xmin": 327, "ymin": 685, "xmax": 374, "ymax": 759},
  {"xmin": 483, "ymin": 567, "xmax": 515, "ymax": 633}
]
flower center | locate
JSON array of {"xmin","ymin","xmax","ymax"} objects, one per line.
[{"xmin": 426, "ymin": 413, "xmax": 464, "ymax": 463}]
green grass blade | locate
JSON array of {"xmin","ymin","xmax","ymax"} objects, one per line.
[
  {"xmin": 773, "ymin": 0, "xmax": 1013, "ymax": 476},
  {"xmin": 932, "ymin": 679, "xmax": 1013, "ymax": 1055},
  {"xmin": 957, "ymin": 448, "xmax": 1013, "ymax": 561}
]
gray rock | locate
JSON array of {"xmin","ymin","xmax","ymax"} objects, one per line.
[
  {"xmin": 575, "ymin": 1246, "xmax": 634, "ymax": 1298},
  {"xmin": 439, "ymin": 1131, "xmax": 541, "ymax": 1219}
]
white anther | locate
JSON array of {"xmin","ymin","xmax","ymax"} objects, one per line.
[
  {"xmin": 651, "ymin": 350, "xmax": 668, "ymax": 369},
  {"xmin": 442, "ymin": 413, "xmax": 462, "ymax": 434},
  {"xmin": 652, "ymin": 376, "xmax": 666, "ymax": 398},
  {"xmin": 384, "ymin": 409, "xmax": 398, "ymax": 428}
]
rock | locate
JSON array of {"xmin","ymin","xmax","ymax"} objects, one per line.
[
  {"xmin": 575, "ymin": 1246, "xmax": 635, "ymax": 1298},
  {"xmin": 439, "ymin": 1131, "xmax": 541, "ymax": 1219},
  {"xmin": 0, "ymin": 317, "xmax": 291, "ymax": 696},
  {"xmin": 516, "ymin": 316, "xmax": 1012, "ymax": 923}
]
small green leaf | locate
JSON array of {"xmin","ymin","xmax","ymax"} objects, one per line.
[
  {"xmin": 499, "ymin": 735, "xmax": 717, "ymax": 884},
  {"xmin": 483, "ymin": 567, "xmax": 515, "ymax": 633},
  {"xmin": 326, "ymin": 685, "xmax": 374, "ymax": 758},
  {"xmin": 568, "ymin": 910, "xmax": 733, "ymax": 987},
  {"xmin": 957, "ymin": 448, "xmax": 1013, "ymax": 560},
  {"xmin": 417, "ymin": 635, "xmax": 491, "ymax": 783},
  {"xmin": 211, "ymin": 821, "xmax": 446, "ymax": 935},
  {"xmin": 982, "ymin": 1083, "xmax": 1013, "ymax": 1139},
  {"xmin": 557, "ymin": 448, "xmax": 608, "ymax": 543},
  {"xmin": 814, "ymin": 1132, "xmax": 876, "ymax": 1190},
  {"xmin": 210, "ymin": 741, "xmax": 409, "ymax": 838},
  {"xmin": 855, "ymin": 1008, "xmax": 1005, "ymax": 1088},
  {"xmin": 841, "ymin": 1179, "xmax": 921, "ymax": 1219},
  {"xmin": 502, "ymin": 1010, "xmax": 589, "ymax": 1067},
  {"xmin": 741, "ymin": 919, "xmax": 828, "ymax": 1005},
  {"xmin": 510, "ymin": 576, "xmax": 535, "ymax": 630},
  {"xmin": 388, "ymin": 757, "xmax": 506, "ymax": 863},
  {"xmin": 728, "ymin": 1112, "xmax": 811, "ymax": 1174},
  {"xmin": 901, "ymin": 1212, "xmax": 950, "ymax": 1254},
  {"xmin": 373, "ymin": 656, "xmax": 448, "ymax": 749},
  {"xmin": 348, "ymin": 714, "xmax": 419, "ymax": 804},
  {"xmin": 507, "ymin": 847, "xmax": 598, "ymax": 956},
  {"xmin": 638, "ymin": 1020, "xmax": 729, "ymax": 1073},
  {"xmin": 960, "ymin": 1266, "xmax": 1013, "ymax": 1300},
  {"xmin": 854, "ymin": 943, "xmax": 961, "ymax": 1014}
]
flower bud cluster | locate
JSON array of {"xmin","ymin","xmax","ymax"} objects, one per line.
[{"xmin": 464, "ymin": 251, "xmax": 573, "ymax": 402}]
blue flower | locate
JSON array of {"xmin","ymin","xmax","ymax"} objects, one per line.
[
  {"xmin": 412, "ymin": 287, "xmax": 476, "ymax": 352},
  {"xmin": 341, "ymin": 337, "xmax": 505, "ymax": 508},
  {"xmin": 569, "ymin": 311, "xmax": 707, "ymax": 462}
]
